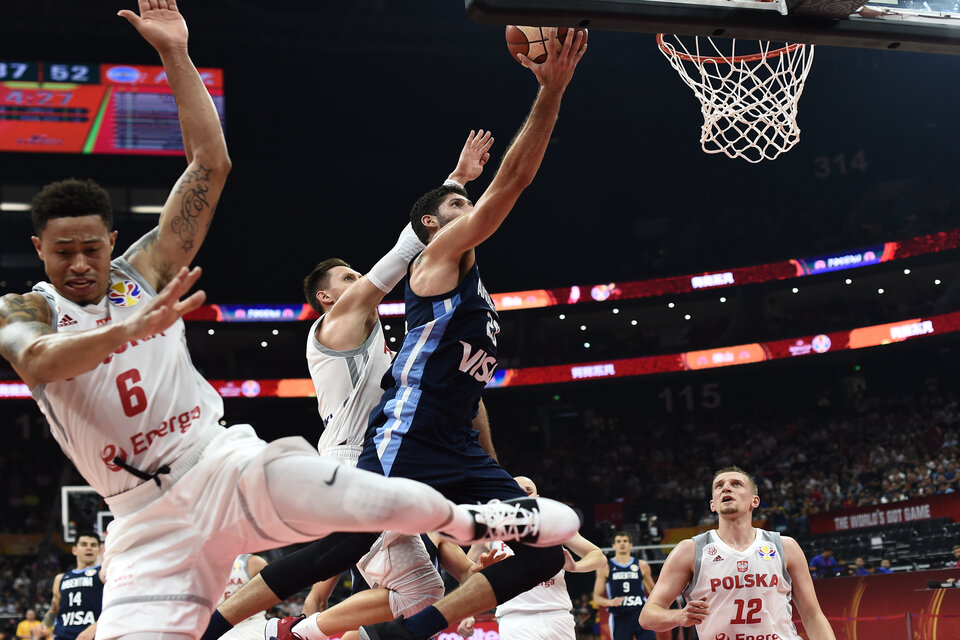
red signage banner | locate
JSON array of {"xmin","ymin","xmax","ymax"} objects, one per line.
[{"xmin": 809, "ymin": 493, "xmax": 960, "ymax": 534}]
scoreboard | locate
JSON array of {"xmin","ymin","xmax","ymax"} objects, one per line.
[{"xmin": 0, "ymin": 61, "xmax": 224, "ymax": 156}]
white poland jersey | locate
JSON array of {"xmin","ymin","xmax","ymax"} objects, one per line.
[
  {"xmin": 306, "ymin": 314, "xmax": 393, "ymax": 465},
  {"xmin": 491, "ymin": 540, "xmax": 572, "ymax": 617},
  {"xmin": 31, "ymin": 257, "xmax": 223, "ymax": 498},
  {"xmin": 218, "ymin": 554, "xmax": 266, "ymax": 623},
  {"xmin": 683, "ymin": 529, "xmax": 800, "ymax": 640}
]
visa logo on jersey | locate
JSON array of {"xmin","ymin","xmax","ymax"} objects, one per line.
[{"xmin": 108, "ymin": 281, "xmax": 143, "ymax": 307}]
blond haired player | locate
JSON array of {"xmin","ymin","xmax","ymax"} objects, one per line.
[
  {"xmin": 0, "ymin": 3, "xmax": 579, "ymax": 638},
  {"xmin": 639, "ymin": 467, "xmax": 836, "ymax": 640}
]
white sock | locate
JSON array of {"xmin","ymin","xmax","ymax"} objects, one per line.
[
  {"xmin": 440, "ymin": 501, "xmax": 479, "ymax": 542},
  {"xmin": 292, "ymin": 614, "xmax": 330, "ymax": 640}
]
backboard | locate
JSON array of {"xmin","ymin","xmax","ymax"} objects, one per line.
[{"xmin": 466, "ymin": 0, "xmax": 960, "ymax": 54}]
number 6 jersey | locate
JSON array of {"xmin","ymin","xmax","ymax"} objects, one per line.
[
  {"xmin": 683, "ymin": 529, "xmax": 800, "ymax": 640},
  {"xmin": 31, "ymin": 257, "xmax": 224, "ymax": 497}
]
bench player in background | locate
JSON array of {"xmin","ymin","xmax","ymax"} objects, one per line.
[{"xmin": 592, "ymin": 532, "xmax": 655, "ymax": 640}]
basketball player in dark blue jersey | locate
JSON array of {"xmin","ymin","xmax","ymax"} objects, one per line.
[
  {"xmin": 355, "ymin": 27, "xmax": 588, "ymax": 640},
  {"xmin": 234, "ymin": 27, "xmax": 587, "ymax": 640},
  {"xmin": 38, "ymin": 532, "xmax": 103, "ymax": 640},
  {"xmin": 592, "ymin": 532, "xmax": 655, "ymax": 640}
]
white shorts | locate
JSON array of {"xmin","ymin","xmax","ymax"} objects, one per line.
[
  {"xmin": 99, "ymin": 426, "xmax": 332, "ymax": 639},
  {"xmin": 497, "ymin": 611, "xmax": 576, "ymax": 640},
  {"xmin": 357, "ymin": 532, "xmax": 444, "ymax": 618},
  {"xmin": 218, "ymin": 615, "xmax": 266, "ymax": 640}
]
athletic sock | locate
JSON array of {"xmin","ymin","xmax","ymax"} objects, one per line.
[
  {"xmin": 200, "ymin": 610, "xmax": 233, "ymax": 640},
  {"xmin": 401, "ymin": 605, "xmax": 449, "ymax": 639},
  {"xmin": 292, "ymin": 614, "xmax": 330, "ymax": 640},
  {"xmin": 438, "ymin": 502, "xmax": 478, "ymax": 542}
]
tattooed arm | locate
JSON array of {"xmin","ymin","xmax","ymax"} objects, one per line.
[
  {"xmin": 0, "ymin": 268, "xmax": 206, "ymax": 388},
  {"xmin": 119, "ymin": 0, "xmax": 231, "ymax": 292}
]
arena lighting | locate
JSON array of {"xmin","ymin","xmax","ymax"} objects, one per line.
[
  {"xmin": 184, "ymin": 227, "xmax": 960, "ymax": 322},
  {"xmin": 5, "ymin": 312, "xmax": 955, "ymax": 399},
  {"xmin": 0, "ymin": 202, "xmax": 31, "ymax": 211}
]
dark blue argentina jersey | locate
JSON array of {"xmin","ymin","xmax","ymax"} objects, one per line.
[
  {"xmin": 54, "ymin": 566, "xmax": 103, "ymax": 640},
  {"xmin": 363, "ymin": 260, "xmax": 501, "ymax": 480},
  {"xmin": 606, "ymin": 557, "xmax": 647, "ymax": 611}
]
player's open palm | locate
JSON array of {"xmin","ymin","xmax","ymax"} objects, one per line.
[
  {"xmin": 118, "ymin": 0, "xmax": 189, "ymax": 53},
  {"xmin": 520, "ymin": 27, "xmax": 587, "ymax": 90},
  {"xmin": 124, "ymin": 266, "xmax": 205, "ymax": 340},
  {"xmin": 454, "ymin": 129, "xmax": 495, "ymax": 182}
]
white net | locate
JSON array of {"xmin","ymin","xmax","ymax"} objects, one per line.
[{"xmin": 657, "ymin": 35, "xmax": 815, "ymax": 163}]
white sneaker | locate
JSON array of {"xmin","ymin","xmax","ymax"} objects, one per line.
[{"xmin": 452, "ymin": 497, "xmax": 580, "ymax": 548}]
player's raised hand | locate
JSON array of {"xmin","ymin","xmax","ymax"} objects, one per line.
[
  {"xmin": 123, "ymin": 266, "xmax": 205, "ymax": 340},
  {"xmin": 518, "ymin": 27, "xmax": 587, "ymax": 90},
  {"xmin": 473, "ymin": 546, "xmax": 508, "ymax": 572},
  {"xmin": 118, "ymin": 0, "xmax": 189, "ymax": 54},
  {"xmin": 451, "ymin": 129, "xmax": 495, "ymax": 183},
  {"xmin": 676, "ymin": 598, "xmax": 709, "ymax": 627}
]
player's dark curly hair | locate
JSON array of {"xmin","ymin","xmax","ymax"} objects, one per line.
[
  {"xmin": 31, "ymin": 178, "xmax": 113, "ymax": 234},
  {"xmin": 303, "ymin": 258, "xmax": 352, "ymax": 315},
  {"xmin": 409, "ymin": 183, "xmax": 469, "ymax": 244},
  {"xmin": 74, "ymin": 531, "xmax": 101, "ymax": 545}
]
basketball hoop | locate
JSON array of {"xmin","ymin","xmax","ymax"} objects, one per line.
[{"xmin": 657, "ymin": 34, "xmax": 815, "ymax": 163}]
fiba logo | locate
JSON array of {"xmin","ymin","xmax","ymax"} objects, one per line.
[{"xmin": 108, "ymin": 281, "xmax": 143, "ymax": 307}]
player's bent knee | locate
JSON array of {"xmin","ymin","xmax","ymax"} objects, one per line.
[{"xmin": 481, "ymin": 545, "xmax": 564, "ymax": 603}]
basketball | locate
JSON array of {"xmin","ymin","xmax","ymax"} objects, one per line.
[{"xmin": 505, "ymin": 26, "xmax": 588, "ymax": 64}]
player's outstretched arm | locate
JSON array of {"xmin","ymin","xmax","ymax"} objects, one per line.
[
  {"xmin": 637, "ymin": 540, "xmax": 706, "ymax": 631},
  {"xmin": 319, "ymin": 130, "xmax": 495, "ymax": 350},
  {"xmin": 784, "ymin": 537, "xmax": 836, "ymax": 640},
  {"xmin": 0, "ymin": 267, "xmax": 205, "ymax": 387},
  {"xmin": 424, "ymin": 28, "xmax": 586, "ymax": 261},
  {"xmin": 447, "ymin": 129, "xmax": 494, "ymax": 187},
  {"xmin": 118, "ymin": 0, "xmax": 231, "ymax": 293},
  {"xmin": 563, "ymin": 534, "xmax": 606, "ymax": 573},
  {"xmin": 37, "ymin": 573, "xmax": 63, "ymax": 636}
]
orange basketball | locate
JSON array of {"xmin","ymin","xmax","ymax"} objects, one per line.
[{"xmin": 504, "ymin": 26, "xmax": 588, "ymax": 64}]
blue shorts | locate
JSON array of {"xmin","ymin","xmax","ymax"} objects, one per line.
[
  {"xmin": 357, "ymin": 435, "xmax": 525, "ymax": 504},
  {"xmin": 609, "ymin": 610, "xmax": 654, "ymax": 640}
]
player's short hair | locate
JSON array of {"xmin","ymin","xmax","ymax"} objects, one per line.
[
  {"xmin": 409, "ymin": 184, "xmax": 469, "ymax": 243},
  {"xmin": 712, "ymin": 466, "xmax": 759, "ymax": 496},
  {"xmin": 74, "ymin": 531, "xmax": 101, "ymax": 545},
  {"xmin": 31, "ymin": 178, "xmax": 113, "ymax": 235},
  {"xmin": 612, "ymin": 530, "xmax": 632, "ymax": 543},
  {"xmin": 303, "ymin": 258, "xmax": 352, "ymax": 315}
]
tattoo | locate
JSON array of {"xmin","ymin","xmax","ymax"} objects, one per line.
[
  {"xmin": 122, "ymin": 227, "xmax": 160, "ymax": 261},
  {"xmin": 0, "ymin": 294, "xmax": 54, "ymax": 363},
  {"xmin": 42, "ymin": 607, "xmax": 55, "ymax": 628},
  {"xmin": 170, "ymin": 163, "xmax": 214, "ymax": 252}
]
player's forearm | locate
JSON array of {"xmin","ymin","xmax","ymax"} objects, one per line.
[
  {"xmin": 496, "ymin": 88, "xmax": 563, "ymax": 189},
  {"xmin": 474, "ymin": 402, "xmax": 497, "ymax": 461},
  {"xmin": 11, "ymin": 322, "xmax": 135, "ymax": 386},
  {"xmin": 636, "ymin": 603, "xmax": 682, "ymax": 631},
  {"xmin": 571, "ymin": 550, "xmax": 607, "ymax": 573},
  {"xmin": 42, "ymin": 608, "xmax": 55, "ymax": 629},
  {"xmin": 802, "ymin": 613, "xmax": 836, "ymax": 640},
  {"xmin": 159, "ymin": 48, "xmax": 229, "ymax": 170}
]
